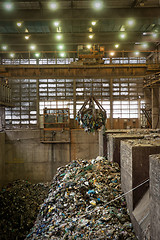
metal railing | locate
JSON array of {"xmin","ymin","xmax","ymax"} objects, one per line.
[{"xmin": 0, "ymin": 57, "xmax": 147, "ymax": 65}]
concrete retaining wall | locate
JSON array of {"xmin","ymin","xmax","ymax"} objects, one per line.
[
  {"xmin": 108, "ymin": 133, "xmax": 144, "ymax": 165},
  {"xmin": 121, "ymin": 139, "xmax": 160, "ymax": 212},
  {"xmin": 4, "ymin": 130, "xmax": 70, "ymax": 185},
  {"xmin": 71, "ymin": 129, "xmax": 99, "ymax": 161},
  {"xmin": 150, "ymin": 154, "xmax": 160, "ymax": 240},
  {"xmin": 1, "ymin": 129, "xmax": 99, "ymax": 187}
]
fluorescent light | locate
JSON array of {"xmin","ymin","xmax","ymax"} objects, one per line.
[
  {"xmin": 110, "ymin": 52, "xmax": 115, "ymax": 56},
  {"xmin": 35, "ymin": 53, "xmax": 40, "ymax": 58},
  {"xmin": 115, "ymin": 44, "xmax": 119, "ymax": 48},
  {"xmin": 135, "ymin": 51, "xmax": 140, "ymax": 56},
  {"xmin": 60, "ymin": 52, "xmax": 65, "ymax": 57},
  {"xmin": 10, "ymin": 53, "xmax": 15, "ymax": 58},
  {"xmin": 30, "ymin": 44, "xmax": 36, "ymax": 50},
  {"xmin": 93, "ymin": 1, "xmax": 103, "ymax": 10},
  {"xmin": 89, "ymin": 34, "xmax": 94, "ymax": 39},
  {"xmin": 142, "ymin": 43, "xmax": 148, "ymax": 48},
  {"xmin": 49, "ymin": 2, "xmax": 57, "ymax": 10},
  {"xmin": 58, "ymin": 45, "xmax": 64, "ymax": 50},
  {"xmin": 91, "ymin": 21, "xmax": 96, "ymax": 26},
  {"xmin": 54, "ymin": 21, "xmax": 59, "ymax": 27},
  {"xmin": 87, "ymin": 45, "xmax": 91, "ymax": 49},
  {"xmin": 16, "ymin": 22, "xmax": 22, "ymax": 27},
  {"xmin": 120, "ymin": 33, "xmax": 126, "ymax": 39},
  {"xmin": 3, "ymin": 2, "xmax": 13, "ymax": 11},
  {"xmin": 127, "ymin": 19, "xmax": 135, "ymax": 26},
  {"xmin": 25, "ymin": 35, "xmax": 30, "ymax": 40},
  {"xmin": 2, "ymin": 45, "xmax": 7, "ymax": 50},
  {"xmin": 56, "ymin": 34, "xmax": 62, "ymax": 40}
]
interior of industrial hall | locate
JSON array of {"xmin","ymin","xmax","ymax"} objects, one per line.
[{"xmin": 0, "ymin": 1, "xmax": 160, "ymax": 240}]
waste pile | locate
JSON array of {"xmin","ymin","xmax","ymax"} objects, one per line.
[
  {"xmin": 26, "ymin": 157, "xmax": 137, "ymax": 240},
  {"xmin": 0, "ymin": 180, "xmax": 50, "ymax": 240}
]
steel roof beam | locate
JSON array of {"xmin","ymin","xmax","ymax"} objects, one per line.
[{"xmin": 0, "ymin": 8, "xmax": 160, "ymax": 21}]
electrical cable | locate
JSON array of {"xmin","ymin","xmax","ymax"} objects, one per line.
[{"xmin": 104, "ymin": 178, "xmax": 149, "ymax": 207}]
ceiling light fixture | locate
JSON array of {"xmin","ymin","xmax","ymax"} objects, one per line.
[
  {"xmin": 16, "ymin": 22, "xmax": 22, "ymax": 27},
  {"xmin": 56, "ymin": 34, "xmax": 62, "ymax": 40},
  {"xmin": 2, "ymin": 45, "xmax": 7, "ymax": 50},
  {"xmin": 49, "ymin": 2, "xmax": 58, "ymax": 10},
  {"xmin": 54, "ymin": 21, "xmax": 59, "ymax": 27},
  {"xmin": 110, "ymin": 52, "xmax": 115, "ymax": 56},
  {"xmin": 142, "ymin": 43, "xmax": 148, "ymax": 48},
  {"xmin": 134, "ymin": 51, "xmax": 140, "ymax": 56},
  {"xmin": 25, "ymin": 35, "xmax": 30, "ymax": 40},
  {"xmin": 91, "ymin": 21, "xmax": 96, "ymax": 26},
  {"xmin": 115, "ymin": 44, "xmax": 119, "ymax": 48},
  {"xmin": 3, "ymin": 2, "xmax": 13, "ymax": 11},
  {"xmin": 143, "ymin": 32, "xmax": 147, "ymax": 35},
  {"xmin": 89, "ymin": 34, "xmax": 94, "ymax": 39},
  {"xmin": 30, "ymin": 44, "xmax": 36, "ymax": 50},
  {"xmin": 87, "ymin": 44, "xmax": 91, "ymax": 49},
  {"xmin": 120, "ymin": 33, "xmax": 126, "ymax": 39},
  {"xmin": 127, "ymin": 19, "xmax": 135, "ymax": 26},
  {"xmin": 58, "ymin": 45, "xmax": 64, "ymax": 50},
  {"xmin": 10, "ymin": 53, "xmax": 15, "ymax": 58},
  {"xmin": 93, "ymin": 1, "xmax": 103, "ymax": 10},
  {"xmin": 35, "ymin": 53, "xmax": 40, "ymax": 58},
  {"xmin": 60, "ymin": 52, "xmax": 65, "ymax": 57}
]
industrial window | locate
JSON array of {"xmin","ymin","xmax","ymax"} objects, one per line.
[
  {"xmin": 5, "ymin": 77, "xmax": 144, "ymax": 128},
  {"xmin": 113, "ymin": 100, "xmax": 140, "ymax": 118},
  {"xmin": 5, "ymin": 79, "xmax": 37, "ymax": 128},
  {"xmin": 39, "ymin": 100, "xmax": 74, "ymax": 119}
]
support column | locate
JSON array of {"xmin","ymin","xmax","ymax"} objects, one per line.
[
  {"xmin": 144, "ymin": 88, "xmax": 151, "ymax": 108},
  {"xmin": 152, "ymin": 88, "xmax": 159, "ymax": 128},
  {"xmin": 73, "ymin": 79, "xmax": 76, "ymax": 127},
  {"xmin": 0, "ymin": 107, "xmax": 5, "ymax": 129},
  {"xmin": 36, "ymin": 79, "xmax": 40, "ymax": 128},
  {"xmin": 109, "ymin": 78, "xmax": 113, "ymax": 129}
]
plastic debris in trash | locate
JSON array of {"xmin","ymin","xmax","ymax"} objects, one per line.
[
  {"xmin": 76, "ymin": 96, "xmax": 107, "ymax": 132},
  {"xmin": 25, "ymin": 157, "xmax": 137, "ymax": 240}
]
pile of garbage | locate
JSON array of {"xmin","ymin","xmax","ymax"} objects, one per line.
[
  {"xmin": 76, "ymin": 109, "xmax": 106, "ymax": 133},
  {"xmin": 76, "ymin": 96, "xmax": 106, "ymax": 133},
  {"xmin": 26, "ymin": 157, "xmax": 137, "ymax": 239},
  {"xmin": 0, "ymin": 180, "xmax": 50, "ymax": 240}
]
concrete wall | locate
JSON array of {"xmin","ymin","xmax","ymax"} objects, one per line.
[
  {"xmin": 108, "ymin": 133, "xmax": 144, "ymax": 165},
  {"xmin": 150, "ymin": 154, "xmax": 160, "ymax": 240},
  {"xmin": 71, "ymin": 129, "xmax": 99, "ymax": 161},
  {"xmin": 1, "ymin": 129, "xmax": 99, "ymax": 187},
  {"xmin": 121, "ymin": 139, "xmax": 160, "ymax": 212},
  {"xmin": 4, "ymin": 130, "xmax": 70, "ymax": 185},
  {"xmin": 0, "ymin": 132, "xmax": 5, "ymax": 189}
]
